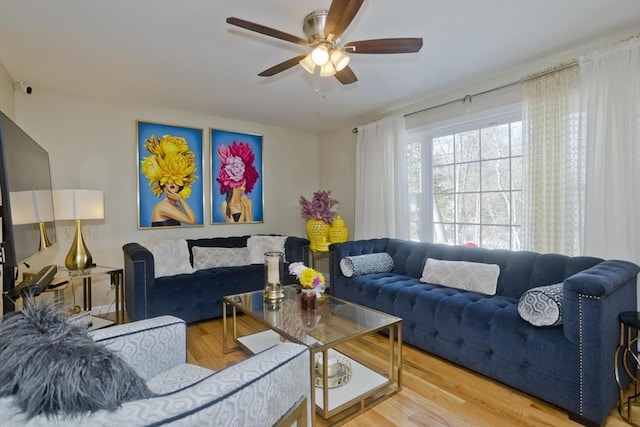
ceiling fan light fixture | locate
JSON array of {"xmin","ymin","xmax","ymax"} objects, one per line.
[
  {"xmin": 319, "ymin": 61, "xmax": 337, "ymax": 77},
  {"xmin": 330, "ymin": 48, "xmax": 350, "ymax": 71},
  {"xmin": 227, "ymin": 2, "xmax": 423, "ymax": 85},
  {"xmin": 311, "ymin": 44, "xmax": 330, "ymax": 66},
  {"xmin": 299, "ymin": 54, "xmax": 316, "ymax": 74}
]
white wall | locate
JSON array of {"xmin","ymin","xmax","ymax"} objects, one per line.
[
  {"xmin": 318, "ymin": 126, "xmax": 357, "ymax": 234},
  {"xmin": 10, "ymin": 87, "xmax": 320, "ymax": 309},
  {"xmin": 0, "ymin": 61, "xmax": 14, "ymax": 117}
]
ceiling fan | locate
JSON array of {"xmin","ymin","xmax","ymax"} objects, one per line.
[{"xmin": 226, "ymin": 0, "xmax": 423, "ymax": 85}]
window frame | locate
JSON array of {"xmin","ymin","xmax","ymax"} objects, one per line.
[{"xmin": 407, "ymin": 104, "xmax": 522, "ymax": 248}]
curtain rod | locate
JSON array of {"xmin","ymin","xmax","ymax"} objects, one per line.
[{"xmin": 352, "ymin": 60, "xmax": 578, "ymax": 133}]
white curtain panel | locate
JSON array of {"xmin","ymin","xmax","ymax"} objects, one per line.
[
  {"xmin": 580, "ymin": 36, "xmax": 640, "ymax": 264},
  {"xmin": 522, "ymin": 65, "xmax": 584, "ymax": 255},
  {"xmin": 355, "ymin": 115, "xmax": 409, "ymax": 240}
]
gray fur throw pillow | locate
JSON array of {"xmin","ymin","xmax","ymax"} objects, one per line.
[{"xmin": 0, "ymin": 300, "xmax": 154, "ymax": 419}]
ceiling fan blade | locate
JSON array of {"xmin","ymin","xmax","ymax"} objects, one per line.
[
  {"xmin": 335, "ymin": 66, "xmax": 358, "ymax": 85},
  {"xmin": 258, "ymin": 54, "xmax": 308, "ymax": 77},
  {"xmin": 227, "ymin": 17, "xmax": 308, "ymax": 46},
  {"xmin": 324, "ymin": 0, "xmax": 364, "ymax": 41},
  {"xmin": 345, "ymin": 38, "xmax": 423, "ymax": 54}
]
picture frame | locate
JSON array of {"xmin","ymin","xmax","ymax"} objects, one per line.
[
  {"xmin": 210, "ymin": 129, "xmax": 263, "ymax": 224},
  {"xmin": 136, "ymin": 121, "xmax": 204, "ymax": 229}
]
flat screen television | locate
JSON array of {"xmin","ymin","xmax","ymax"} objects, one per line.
[{"xmin": 0, "ymin": 111, "xmax": 57, "ymax": 311}]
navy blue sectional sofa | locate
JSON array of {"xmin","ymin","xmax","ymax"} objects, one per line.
[
  {"xmin": 329, "ymin": 238, "xmax": 640, "ymax": 426},
  {"xmin": 123, "ymin": 235, "xmax": 309, "ymax": 324}
]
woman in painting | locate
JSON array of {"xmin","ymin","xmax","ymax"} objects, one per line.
[
  {"xmin": 150, "ymin": 181, "xmax": 196, "ymax": 226},
  {"xmin": 216, "ymin": 141, "xmax": 259, "ymax": 223},
  {"xmin": 141, "ymin": 134, "xmax": 198, "ymax": 227}
]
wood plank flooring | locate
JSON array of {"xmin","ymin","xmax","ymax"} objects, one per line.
[{"xmin": 186, "ymin": 315, "xmax": 631, "ymax": 427}]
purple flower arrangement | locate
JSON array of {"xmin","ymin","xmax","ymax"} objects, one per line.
[{"xmin": 299, "ymin": 190, "xmax": 338, "ymax": 223}]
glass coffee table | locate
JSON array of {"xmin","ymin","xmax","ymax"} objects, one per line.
[{"xmin": 223, "ymin": 285, "xmax": 402, "ymax": 425}]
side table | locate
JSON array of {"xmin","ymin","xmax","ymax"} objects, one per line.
[
  {"xmin": 615, "ymin": 311, "xmax": 640, "ymax": 423},
  {"xmin": 59, "ymin": 265, "xmax": 125, "ymax": 325},
  {"xmin": 309, "ymin": 248, "xmax": 329, "ymax": 270}
]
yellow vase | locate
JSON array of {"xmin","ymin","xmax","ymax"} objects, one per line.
[
  {"xmin": 329, "ymin": 215, "xmax": 349, "ymax": 243},
  {"xmin": 306, "ymin": 219, "xmax": 330, "ymax": 252}
]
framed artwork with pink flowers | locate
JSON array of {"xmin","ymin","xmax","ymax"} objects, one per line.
[
  {"xmin": 210, "ymin": 129, "xmax": 263, "ymax": 224},
  {"xmin": 137, "ymin": 121, "xmax": 204, "ymax": 229}
]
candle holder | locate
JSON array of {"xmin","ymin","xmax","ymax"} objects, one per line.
[{"xmin": 264, "ymin": 251, "xmax": 284, "ymax": 302}]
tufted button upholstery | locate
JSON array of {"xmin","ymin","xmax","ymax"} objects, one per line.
[
  {"xmin": 329, "ymin": 238, "xmax": 640, "ymax": 426},
  {"xmin": 124, "ymin": 236, "xmax": 310, "ymax": 324}
]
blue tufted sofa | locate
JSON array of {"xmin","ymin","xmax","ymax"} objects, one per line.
[
  {"xmin": 329, "ymin": 238, "xmax": 640, "ymax": 426},
  {"xmin": 123, "ymin": 235, "xmax": 309, "ymax": 324}
]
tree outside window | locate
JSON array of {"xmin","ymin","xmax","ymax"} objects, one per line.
[{"xmin": 408, "ymin": 116, "xmax": 522, "ymax": 250}]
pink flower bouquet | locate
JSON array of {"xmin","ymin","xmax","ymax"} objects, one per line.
[{"xmin": 299, "ymin": 190, "xmax": 338, "ymax": 223}]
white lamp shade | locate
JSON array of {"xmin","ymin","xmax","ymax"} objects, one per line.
[
  {"xmin": 53, "ymin": 189, "xmax": 104, "ymax": 220},
  {"xmin": 330, "ymin": 49, "xmax": 350, "ymax": 71},
  {"xmin": 9, "ymin": 190, "xmax": 55, "ymax": 224},
  {"xmin": 33, "ymin": 190, "xmax": 55, "ymax": 222},
  {"xmin": 10, "ymin": 191, "xmax": 38, "ymax": 224},
  {"xmin": 299, "ymin": 54, "xmax": 316, "ymax": 74}
]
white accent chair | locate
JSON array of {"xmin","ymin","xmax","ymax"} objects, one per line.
[{"xmin": 1, "ymin": 316, "xmax": 311, "ymax": 426}]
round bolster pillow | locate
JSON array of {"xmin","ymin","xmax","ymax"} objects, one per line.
[{"xmin": 339, "ymin": 253, "xmax": 394, "ymax": 277}]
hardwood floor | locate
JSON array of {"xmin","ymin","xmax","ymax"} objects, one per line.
[{"xmin": 186, "ymin": 315, "xmax": 631, "ymax": 427}]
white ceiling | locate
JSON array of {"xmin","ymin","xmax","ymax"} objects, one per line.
[{"xmin": 1, "ymin": 0, "xmax": 639, "ymax": 134}]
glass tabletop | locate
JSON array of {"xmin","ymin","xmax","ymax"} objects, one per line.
[
  {"xmin": 58, "ymin": 265, "xmax": 122, "ymax": 277},
  {"xmin": 224, "ymin": 285, "xmax": 401, "ymax": 349}
]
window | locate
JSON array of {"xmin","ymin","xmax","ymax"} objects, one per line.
[{"xmin": 407, "ymin": 109, "xmax": 522, "ymax": 250}]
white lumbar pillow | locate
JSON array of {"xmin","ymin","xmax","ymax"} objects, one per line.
[{"xmin": 420, "ymin": 258, "xmax": 500, "ymax": 295}]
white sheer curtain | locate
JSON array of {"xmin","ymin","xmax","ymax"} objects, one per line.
[
  {"xmin": 580, "ymin": 36, "xmax": 640, "ymax": 264},
  {"xmin": 355, "ymin": 115, "xmax": 409, "ymax": 239},
  {"xmin": 522, "ymin": 65, "xmax": 584, "ymax": 255}
]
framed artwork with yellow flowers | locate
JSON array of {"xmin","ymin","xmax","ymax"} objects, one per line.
[
  {"xmin": 211, "ymin": 129, "xmax": 263, "ymax": 224},
  {"xmin": 136, "ymin": 121, "xmax": 204, "ymax": 229}
]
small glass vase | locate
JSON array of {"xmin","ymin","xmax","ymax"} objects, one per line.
[{"xmin": 300, "ymin": 288, "xmax": 317, "ymax": 310}]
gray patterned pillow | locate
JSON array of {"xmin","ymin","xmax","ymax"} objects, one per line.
[
  {"xmin": 420, "ymin": 258, "xmax": 500, "ymax": 295},
  {"xmin": 518, "ymin": 283, "xmax": 564, "ymax": 326},
  {"xmin": 340, "ymin": 253, "xmax": 394, "ymax": 277},
  {"xmin": 192, "ymin": 246, "xmax": 250, "ymax": 270}
]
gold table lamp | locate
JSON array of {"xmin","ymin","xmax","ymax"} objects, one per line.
[{"xmin": 53, "ymin": 189, "xmax": 104, "ymax": 271}]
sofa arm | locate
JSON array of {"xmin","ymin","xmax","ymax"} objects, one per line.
[
  {"xmin": 176, "ymin": 342, "xmax": 310, "ymax": 426},
  {"xmin": 123, "ymin": 242, "xmax": 155, "ymax": 321},
  {"xmin": 73, "ymin": 342, "xmax": 311, "ymax": 427},
  {"xmin": 89, "ymin": 315, "xmax": 186, "ymax": 381},
  {"xmin": 285, "ymin": 236, "xmax": 311, "ymax": 264},
  {"xmin": 562, "ymin": 260, "xmax": 639, "ymax": 424},
  {"xmin": 563, "ymin": 259, "xmax": 640, "ymax": 343},
  {"xmin": 565, "ymin": 259, "xmax": 640, "ymax": 298}
]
